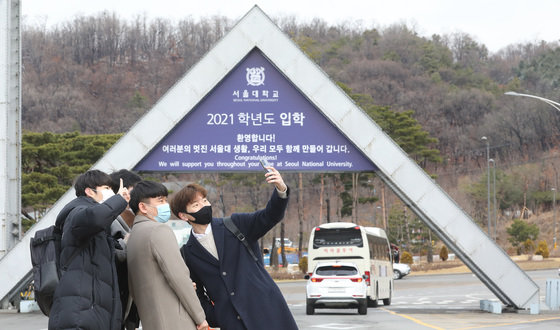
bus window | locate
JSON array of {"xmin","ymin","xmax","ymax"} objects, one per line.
[{"xmin": 313, "ymin": 227, "xmax": 363, "ymax": 248}]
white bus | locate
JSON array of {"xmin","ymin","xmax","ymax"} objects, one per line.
[{"xmin": 307, "ymin": 222, "xmax": 393, "ymax": 306}]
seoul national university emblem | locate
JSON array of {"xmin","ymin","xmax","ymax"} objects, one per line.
[{"xmin": 246, "ymin": 67, "xmax": 265, "ymax": 86}]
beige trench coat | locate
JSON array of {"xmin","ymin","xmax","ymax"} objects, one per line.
[{"xmin": 127, "ymin": 215, "xmax": 205, "ymax": 330}]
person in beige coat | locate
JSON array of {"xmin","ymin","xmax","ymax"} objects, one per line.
[{"xmin": 127, "ymin": 180, "xmax": 208, "ymax": 330}]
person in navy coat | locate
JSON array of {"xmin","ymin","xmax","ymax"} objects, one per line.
[{"xmin": 170, "ymin": 166, "xmax": 298, "ymax": 330}]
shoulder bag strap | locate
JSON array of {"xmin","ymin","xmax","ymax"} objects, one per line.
[
  {"xmin": 61, "ymin": 245, "xmax": 83, "ymax": 271},
  {"xmin": 59, "ymin": 205, "xmax": 90, "ymax": 271},
  {"xmin": 223, "ymin": 217, "xmax": 259, "ymax": 263}
]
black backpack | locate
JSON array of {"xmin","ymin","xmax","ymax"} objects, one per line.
[{"xmin": 29, "ymin": 225, "xmax": 81, "ymax": 316}]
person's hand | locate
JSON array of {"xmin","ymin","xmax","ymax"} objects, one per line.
[
  {"xmin": 197, "ymin": 320, "xmax": 209, "ymax": 330},
  {"xmin": 264, "ymin": 167, "xmax": 287, "ymax": 192},
  {"xmin": 192, "ymin": 281, "xmax": 197, "ymax": 290},
  {"xmin": 117, "ymin": 178, "xmax": 130, "ymax": 202}
]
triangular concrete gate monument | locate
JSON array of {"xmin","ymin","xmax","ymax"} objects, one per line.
[{"xmin": 1, "ymin": 6, "xmax": 539, "ymax": 311}]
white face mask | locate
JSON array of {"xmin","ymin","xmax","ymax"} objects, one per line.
[{"xmin": 99, "ymin": 189, "xmax": 115, "ymax": 203}]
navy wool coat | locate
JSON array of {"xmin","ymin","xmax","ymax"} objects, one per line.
[
  {"xmin": 48, "ymin": 195, "xmax": 127, "ymax": 330},
  {"xmin": 180, "ymin": 188, "xmax": 298, "ymax": 330}
]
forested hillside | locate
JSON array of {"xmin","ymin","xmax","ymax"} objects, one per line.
[
  {"xmin": 21, "ymin": 13, "xmax": 560, "ymax": 255},
  {"xmin": 22, "ymin": 13, "xmax": 560, "ymax": 166}
]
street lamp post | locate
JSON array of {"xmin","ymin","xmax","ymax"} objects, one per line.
[
  {"xmin": 505, "ymin": 91, "xmax": 560, "ymax": 112},
  {"xmin": 481, "ymin": 136, "xmax": 491, "ymax": 237},
  {"xmin": 374, "ymin": 206, "xmax": 381, "ymax": 227},
  {"xmin": 505, "ymin": 91, "xmax": 560, "ymax": 247},
  {"xmin": 490, "ymin": 159, "xmax": 497, "ymax": 241},
  {"xmin": 553, "ymin": 188, "xmax": 557, "ymax": 250}
]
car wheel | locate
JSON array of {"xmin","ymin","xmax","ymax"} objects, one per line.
[
  {"xmin": 393, "ymin": 269, "xmax": 402, "ymax": 280},
  {"xmin": 367, "ymin": 297, "xmax": 378, "ymax": 307},
  {"xmin": 358, "ymin": 300, "xmax": 368, "ymax": 315},
  {"xmin": 306, "ymin": 300, "xmax": 314, "ymax": 315},
  {"xmin": 383, "ymin": 293, "xmax": 392, "ymax": 306}
]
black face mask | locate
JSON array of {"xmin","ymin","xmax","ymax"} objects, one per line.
[{"xmin": 187, "ymin": 205, "xmax": 212, "ymax": 225}]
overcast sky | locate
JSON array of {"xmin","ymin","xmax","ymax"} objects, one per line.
[{"xmin": 21, "ymin": 0, "xmax": 560, "ymax": 54}]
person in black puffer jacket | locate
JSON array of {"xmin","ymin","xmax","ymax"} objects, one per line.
[{"xmin": 48, "ymin": 170, "xmax": 129, "ymax": 330}]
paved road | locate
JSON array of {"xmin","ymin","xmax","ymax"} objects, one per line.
[
  {"xmin": 283, "ymin": 269, "xmax": 560, "ymax": 329},
  {"xmin": 1, "ymin": 270, "xmax": 559, "ymax": 329}
]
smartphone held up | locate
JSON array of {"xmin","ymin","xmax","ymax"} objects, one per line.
[{"xmin": 260, "ymin": 159, "xmax": 272, "ymax": 173}]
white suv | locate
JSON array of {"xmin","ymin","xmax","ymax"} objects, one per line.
[
  {"xmin": 392, "ymin": 262, "xmax": 411, "ymax": 279},
  {"xmin": 305, "ymin": 262, "xmax": 368, "ymax": 315},
  {"xmin": 274, "ymin": 237, "xmax": 293, "ymax": 247}
]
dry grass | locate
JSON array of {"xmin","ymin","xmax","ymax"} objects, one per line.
[
  {"xmin": 266, "ymin": 256, "xmax": 560, "ymax": 280},
  {"xmin": 268, "ymin": 268, "xmax": 307, "ymax": 280},
  {"xmin": 411, "ymin": 259, "xmax": 466, "ymax": 273},
  {"xmin": 410, "ymin": 256, "xmax": 560, "ymax": 275}
]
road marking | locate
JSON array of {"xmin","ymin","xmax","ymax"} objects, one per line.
[
  {"xmin": 412, "ymin": 301, "xmax": 432, "ymax": 304},
  {"xmin": 380, "ymin": 307, "xmax": 445, "ymax": 330},
  {"xmin": 453, "ymin": 316, "xmax": 560, "ymax": 329},
  {"xmin": 308, "ymin": 323, "xmax": 369, "ymax": 329}
]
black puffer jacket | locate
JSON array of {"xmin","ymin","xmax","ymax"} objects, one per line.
[{"xmin": 48, "ymin": 194, "xmax": 127, "ymax": 330}]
